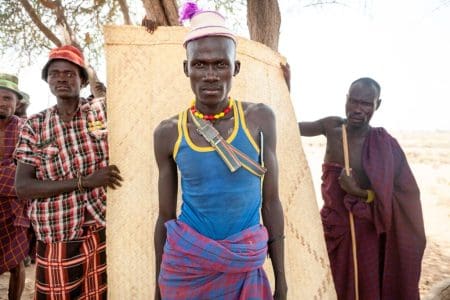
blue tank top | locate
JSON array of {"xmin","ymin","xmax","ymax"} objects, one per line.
[{"xmin": 174, "ymin": 101, "xmax": 262, "ymax": 240}]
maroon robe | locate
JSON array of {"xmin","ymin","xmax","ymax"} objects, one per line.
[
  {"xmin": 321, "ymin": 127, "xmax": 426, "ymax": 300},
  {"xmin": 0, "ymin": 116, "xmax": 29, "ymax": 274}
]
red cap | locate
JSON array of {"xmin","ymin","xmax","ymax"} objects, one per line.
[{"xmin": 41, "ymin": 45, "xmax": 88, "ymax": 82}]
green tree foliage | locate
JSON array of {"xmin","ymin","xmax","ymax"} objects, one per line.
[
  {"xmin": 0, "ymin": 0, "xmax": 138, "ymax": 68},
  {"xmin": 0, "ymin": 0, "xmax": 250, "ymax": 70}
]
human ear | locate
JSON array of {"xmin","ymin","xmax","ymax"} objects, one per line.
[
  {"xmin": 233, "ymin": 60, "xmax": 241, "ymax": 76},
  {"xmin": 376, "ymin": 99, "xmax": 382, "ymax": 110},
  {"xmin": 15, "ymin": 99, "xmax": 23, "ymax": 109},
  {"xmin": 183, "ymin": 60, "xmax": 189, "ymax": 77}
]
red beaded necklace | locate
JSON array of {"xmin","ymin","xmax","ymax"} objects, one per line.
[{"xmin": 190, "ymin": 98, "xmax": 234, "ymax": 121}]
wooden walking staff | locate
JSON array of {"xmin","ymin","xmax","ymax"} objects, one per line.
[{"xmin": 342, "ymin": 124, "xmax": 360, "ymax": 300}]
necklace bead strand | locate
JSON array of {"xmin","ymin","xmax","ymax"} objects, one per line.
[{"xmin": 190, "ymin": 98, "xmax": 234, "ymax": 121}]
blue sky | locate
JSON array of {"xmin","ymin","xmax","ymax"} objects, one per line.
[{"xmin": 2, "ymin": 0, "xmax": 449, "ymax": 130}]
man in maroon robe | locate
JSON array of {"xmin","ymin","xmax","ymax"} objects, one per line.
[
  {"xmin": 299, "ymin": 77, "xmax": 426, "ymax": 299},
  {"xmin": 0, "ymin": 73, "xmax": 29, "ymax": 300}
]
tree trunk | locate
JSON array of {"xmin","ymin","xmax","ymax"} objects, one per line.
[
  {"xmin": 141, "ymin": 0, "xmax": 179, "ymax": 26},
  {"xmin": 247, "ymin": 0, "xmax": 281, "ymax": 51},
  {"xmin": 53, "ymin": 0, "xmax": 78, "ymax": 47},
  {"xmin": 118, "ymin": 0, "xmax": 132, "ymax": 25}
]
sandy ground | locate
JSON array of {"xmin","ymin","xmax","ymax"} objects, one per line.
[{"xmin": 1, "ymin": 130, "xmax": 449, "ymax": 299}]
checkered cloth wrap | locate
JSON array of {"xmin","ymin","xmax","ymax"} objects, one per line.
[
  {"xmin": 320, "ymin": 127, "xmax": 425, "ymax": 300},
  {"xmin": 159, "ymin": 220, "xmax": 273, "ymax": 300},
  {"xmin": 34, "ymin": 225, "xmax": 107, "ymax": 299},
  {"xmin": 0, "ymin": 115, "xmax": 29, "ymax": 274},
  {"xmin": 14, "ymin": 98, "xmax": 108, "ymax": 243}
]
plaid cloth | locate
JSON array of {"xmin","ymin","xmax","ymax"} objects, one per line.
[
  {"xmin": 159, "ymin": 220, "xmax": 272, "ymax": 300},
  {"xmin": 0, "ymin": 116, "xmax": 20, "ymax": 198},
  {"xmin": 0, "ymin": 215, "xmax": 29, "ymax": 274},
  {"xmin": 1, "ymin": 115, "xmax": 29, "ymax": 227},
  {"xmin": 14, "ymin": 98, "xmax": 108, "ymax": 243},
  {"xmin": 34, "ymin": 225, "xmax": 107, "ymax": 299},
  {"xmin": 320, "ymin": 127, "xmax": 425, "ymax": 300},
  {"xmin": 0, "ymin": 115, "xmax": 29, "ymax": 274}
]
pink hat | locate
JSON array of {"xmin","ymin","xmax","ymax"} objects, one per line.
[
  {"xmin": 41, "ymin": 45, "xmax": 89, "ymax": 82},
  {"xmin": 179, "ymin": 2, "xmax": 236, "ymax": 47}
]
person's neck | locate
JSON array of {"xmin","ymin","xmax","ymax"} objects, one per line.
[
  {"xmin": 347, "ymin": 123, "xmax": 371, "ymax": 137},
  {"xmin": 195, "ymin": 97, "xmax": 229, "ymax": 115},
  {"xmin": 56, "ymin": 96, "xmax": 80, "ymax": 119},
  {"xmin": 0, "ymin": 115, "xmax": 12, "ymax": 129}
]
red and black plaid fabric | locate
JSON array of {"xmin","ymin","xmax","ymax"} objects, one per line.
[
  {"xmin": 0, "ymin": 115, "xmax": 29, "ymax": 274},
  {"xmin": 34, "ymin": 225, "xmax": 107, "ymax": 299},
  {"xmin": 0, "ymin": 214, "xmax": 29, "ymax": 274},
  {"xmin": 1, "ymin": 116, "xmax": 21, "ymax": 198},
  {"xmin": 14, "ymin": 98, "xmax": 108, "ymax": 243},
  {"xmin": 320, "ymin": 127, "xmax": 425, "ymax": 300}
]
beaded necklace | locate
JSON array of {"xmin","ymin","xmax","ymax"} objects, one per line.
[{"xmin": 190, "ymin": 97, "xmax": 234, "ymax": 121}]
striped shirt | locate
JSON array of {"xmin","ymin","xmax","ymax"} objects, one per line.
[{"xmin": 14, "ymin": 97, "xmax": 108, "ymax": 242}]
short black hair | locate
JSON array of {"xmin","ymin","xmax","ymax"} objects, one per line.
[{"xmin": 350, "ymin": 77, "xmax": 381, "ymax": 99}]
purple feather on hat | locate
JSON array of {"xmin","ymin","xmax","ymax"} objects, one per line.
[{"xmin": 179, "ymin": 1, "xmax": 201, "ymax": 23}]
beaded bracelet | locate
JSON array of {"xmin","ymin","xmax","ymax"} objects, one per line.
[
  {"xmin": 268, "ymin": 234, "xmax": 285, "ymax": 245},
  {"xmin": 366, "ymin": 189, "xmax": 375, "ymax": 203},
  {"xmin": 77, "ymin": 176, "xmax": 84, "ymax": 192}
]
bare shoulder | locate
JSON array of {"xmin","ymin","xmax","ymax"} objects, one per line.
[
  {"xmin": 242, "ymin": 101, "xmax": 275, "ymax": 124},
  {"xmin": 154, "ymin": 114, "xmax": 178, "ymax": 131},
  {"xmin": 154, "ymin": 115, "xmax": 179, "ymax": 150},
  {"xmin": 321, "ymin": 116, "xmax": 344, "ymax": 133}
]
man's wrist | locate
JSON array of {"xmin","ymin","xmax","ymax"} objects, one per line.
[{"xmin": 358, "ymin": 188, "xmax": 368, "ymax": 198}]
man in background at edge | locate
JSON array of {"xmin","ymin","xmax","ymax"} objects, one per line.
[
  {"xmin": 0, "ymin": 73, "xmax": 29, "ymax": 300},
  {"xmin": 298, "ymin": 77, "xmax": 426, "ymax": 299}
]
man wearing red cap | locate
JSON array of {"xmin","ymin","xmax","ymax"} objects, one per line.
[
  {"xmin": 14, "ymin": 45, "xmax": 123, "ymax": 299},
  {"xmin": 154, "ymin": 3, "xmax": 287, "ymax": 299},
  {"xmin": 0, "ymin": 73, "xmax": 29, "ymax": 300}
]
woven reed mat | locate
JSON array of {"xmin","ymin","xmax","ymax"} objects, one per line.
[{"xmin": 104, "ymin": 25, "xmax": 336, "ymax": 300}]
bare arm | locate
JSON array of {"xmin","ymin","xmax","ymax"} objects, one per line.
[
  {"xmin": 15, "ymin": 161, "xmax": 122, "ymax": 199},
  {"xmin": 153, "ymin": 118, "xmax": 178, "ymax": 300},
  {"xmin": 299, "ymin": 116, "xmax": 344, "ymax": 137},
  {"xmin": 256, "ymin": 104, "xmax": 287, "ymax": 300}
]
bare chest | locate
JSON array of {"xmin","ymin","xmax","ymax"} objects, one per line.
[{"xmin": 325, "ymin": 130, "xmax": 371, "ymax": 188}]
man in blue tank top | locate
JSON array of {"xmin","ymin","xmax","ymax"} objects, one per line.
[{"xmin": 153, "ymin": 3, "xmax": 287, "ymax": 299}]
